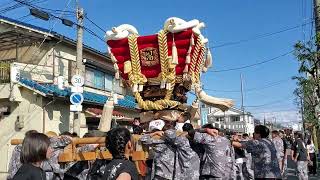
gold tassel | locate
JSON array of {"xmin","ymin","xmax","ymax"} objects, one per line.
[
  {"xmin": 187, "ymin": 46, "xmax": 192, "ymax": 54},
  {"xmin": 114, "ymin": 64, "xmax": 119, "ymax": 71},
  {"xmin": 202, "ymin": 67, "xmax": 208, "ymax": 72},
  {"xmin": 166, "ymin": 83, "xmax": 171, "ymax": 90},
  {"xmin": 183, "ymin": 73, "xmax": 191, "ymax": 82},
  {"xmin": 160, "ymin": 80, "xmax": 166, "ymax": 89},
  {"xmin": 183, "ymin": 64, "xmax": 189, "ymax": 73},
  {"xmin": 168, "ymin": 57, "xmax": 176, "ymax": 69},
  {"xmin": 124, "ymin": 61, "xmax": 132, "ymax": 74},
  {"xmin": 205, "ymin": 49, "xmax": 213, "ymax": 68},
  {"xmin": 190, "ymin": 34, "xmax": 195, "ymax": 46},
  {"xmin": 111, "ymin": 54, "xmax": 117, "ymax": 63},
  {"xmin": 119, "ymin": 80, "xmax": 124, "ymax": 87},
  {"xmin": 171, "ymin": 35, "xmax": 178, "ymax": 65},
  {"xmin": 132, "ymin": 84, "xmax": 138, "ymax": 92},
  {"xmin": 185, "ymin": 54, "xmax": 191, "ymax": 64},
  {"xmin": 138, "ymin": 84, "xmax": 144, "ymax": 92},
  {"xmin": 115, "ymin": 71, "xmax": 120, "ymax": 79}
]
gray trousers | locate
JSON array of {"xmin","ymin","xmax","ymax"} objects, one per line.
[
  {"xmin": 297, "ymin": 161, "xmax": 308, "ymax": 180},
  {"xmin": 235, "ymin": 163, "xmax": 244, "ymax": 180},
  {"xmin": 281, "ymin": 157, "xmax": 287, "ymax": 179},
  {"xmin": 242, "ymin": 161, "xmax": 254, "ymax": 180}
]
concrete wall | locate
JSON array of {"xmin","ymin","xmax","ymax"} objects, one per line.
[
  {"xmin": 0, "ymin": 88, "xmax": 43, "ymax": 178},
  {"xmin": 0, "ymin": 86, "xmax": 88, "ymax": 178}
]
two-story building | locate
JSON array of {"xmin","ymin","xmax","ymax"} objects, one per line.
[
  {"xmin": 207, "ymin": 106, "xmax": 255, "ymax": 135},
  {"xmin": 0, "ymin": 15, "xmax": 137, "ymax": 178}
]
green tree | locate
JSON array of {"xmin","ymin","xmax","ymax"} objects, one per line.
[{"xmin": 293, "ymin": 34, "xmax": 320, "ymax": 148}]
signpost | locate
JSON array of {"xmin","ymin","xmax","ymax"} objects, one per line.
[
  {"xmin": 70, "ymin": 75, "xmax": 84, "ymax": 136},
  {"xmin": 70, "ymin": 93, "xmax": 83, "ymax": 112},
  {"xmin": 70, "ymin": 76, "xmax": 84, "ymax": 112},
  {"xmin": 71, "ymin": 75, "xmax": 84, "ymax": 87}
]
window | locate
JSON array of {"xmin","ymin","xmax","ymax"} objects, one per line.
[
  {"xmin": 105, "ymin": 74, "xmax": 113, "ymax": 91},
  {"xmin": 231, "ymin": 116, "xmax": 240, "ymax": 122},
  {"xmin": 85, "ymin": 67, "xmax": 123, "ymax": 94},
  {"xmin": 217, "ymin": 117, "xmax": 225, "ymax": 122},
  {"xmin": 85, "ymin": 68, "xmax": 95, "ymax": 87},
  {"xmin": 85, "ymin": 68, "xmax": 105, "ymax": 90},
  {"xmin": 94, "ymin": 70, "xmax": 105, "ymax": 89}
]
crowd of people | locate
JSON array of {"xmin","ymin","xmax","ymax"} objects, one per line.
[{"xmin": 6, "ymin": 111, "xmax": 319, "ymax": 180}]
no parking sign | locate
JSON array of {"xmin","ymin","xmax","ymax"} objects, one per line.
[{"xmin": 70, "ymin": 93, "xmax": 84, "ymax": 105}]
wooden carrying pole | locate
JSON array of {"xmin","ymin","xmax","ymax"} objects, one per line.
[{"xmin": 11, "ymin": 136, "xmax": 148, "ymax": 162}]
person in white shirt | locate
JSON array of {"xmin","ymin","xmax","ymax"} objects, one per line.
[{"xmin": 306, "ymin": 139, "xmax": 317, "ymax": 175}]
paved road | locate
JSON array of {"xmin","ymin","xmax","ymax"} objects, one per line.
[{"xmin": 286, "ymin": 157, "xmax": 319, "ymax": 180}]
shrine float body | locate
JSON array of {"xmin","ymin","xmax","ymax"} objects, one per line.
[{"xmin": 10, "ymin": 17, "xmax": 234, "ymax": 177}]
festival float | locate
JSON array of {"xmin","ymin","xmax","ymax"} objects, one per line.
[
  {"xmin": 101, "ymin": 17, "xmax": 234, "ymax": 129},
  {"xmin": 11, "ymin": 17, "xmax": 234, "ymax": 173}
]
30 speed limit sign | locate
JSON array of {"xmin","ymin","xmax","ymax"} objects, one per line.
[{"xmin": 71, "ymin": 75, "xmax": 84, "ymax": 87}]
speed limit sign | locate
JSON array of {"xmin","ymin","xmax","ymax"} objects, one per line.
[{"xmin": 71, "ymin": 75, "xmax": 84, "ymax": 87}]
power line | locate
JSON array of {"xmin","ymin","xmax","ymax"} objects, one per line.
[
  {"xmin": 15, "ymin": 0, "xmax": 106, "ymax": 45},
  {"xmin": 209, "ymin": 20, "xmax": 314, "ymax": 49},
  {"xmin": 84, "ymin": 15, "xmax": 105, "ymax": 33},
  {"xmin": 0, "ymin": 3, "xmax": 24, "ymax": 14},
  {"xmin": 18, "ymin": 0, "xmax": 73, "ymax": 72},
  {"xmin": 17, "ymin": 13, "xmax": 31, "ymax": 20},
  {"xmin": 0, "ymin": 0, "xmax": 48, "ymax": 14},
  {"xmin": 0, "ymin": 0, "xmax": 15, "ymax": 8},
  {"xmin": 208, "ymin": 50, "xmax": 294, "ymax": 73},
  {"xmin": 244, "ymin": 95, "xmax": 294, "ymax": 108},
  {"xmin": 204, "ymin": 77, "xmax": 292, "ymax": 93},
  {"xmin": 83, "ymin": 26, "xmax": 105, "ymax": 42},
  {"xmin": 13, "ymin": 0, "xmax": 74, "ymax": 16},
  {"xmin": 252, "ymin": 108, "xmax": 298, "ymax": 114}
]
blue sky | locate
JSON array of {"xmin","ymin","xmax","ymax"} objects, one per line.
[{"xmin": 1, "ymin": 0, "xmax": 314, "ymax": 125}]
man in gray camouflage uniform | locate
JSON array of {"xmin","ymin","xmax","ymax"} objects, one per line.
[
  {"xmin": 241, "ymin": 134, "xmax": 254, "ymax": 180},
  {"xmin": 140, "ymin": 129, "xmax": 175, "ymax": 180},
  {"xmin": 8, "ymin": 132, "xmax": 73, "ymax": 180},
  {"xmin": 164, "ymin": 129, "xmax": 200, "ymax": 180},
  {"xmin": 140, "ymin": 127, "xmax": 200, "ymax": 180},
  {"xmin": 232, "ymin": 125, "xmax": 281, "ymax": 179},
  {"xmin": 7, "ymin": 144, "xmax": 22, "ymax": 180},
  {"xmin": 191, "ymin": 126, "xmax": 235, "ymax": 180},
  {"xmin": 41, "ymin": 135, "xmax": 73, "ymax": 180},
  {"xmin": 7, "ymin": 130, "xmax": 38, "ymax": 180}
]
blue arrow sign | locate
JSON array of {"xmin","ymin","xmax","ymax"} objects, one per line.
[{"xmin": 70, "ymin": 93, "xmax": 84, "ymax": 105}]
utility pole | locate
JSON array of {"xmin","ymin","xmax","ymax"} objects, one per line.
[
  {"xmin": 240, "ymin": 73, "xmax": 246, "ymax": 133},
  {"xmin": 313, "ymin": 0, "xmax": 320, "ymax": 125},
  {"xmin": 300, "ymin": 97, "xmax": 305, "ymax": 133},
  {"xmin": 314, "ymin": 0, "xmax": 320, "ymax": 35},
  {"xmin": 76, "ymin": 7, "xmax": 84, "ymax": 72},
  {"xmin": 73, "ymin": 2, "xmax": 84, "ymax": 136}
]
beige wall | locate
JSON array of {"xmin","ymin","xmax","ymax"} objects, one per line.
[
  {"xmin": 0, "ymin": 86, "xmax": 88, "ymax": 178},
  {"xmin": 0, "ymin": 88, "xmax": 43, "ymax": 178}
]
